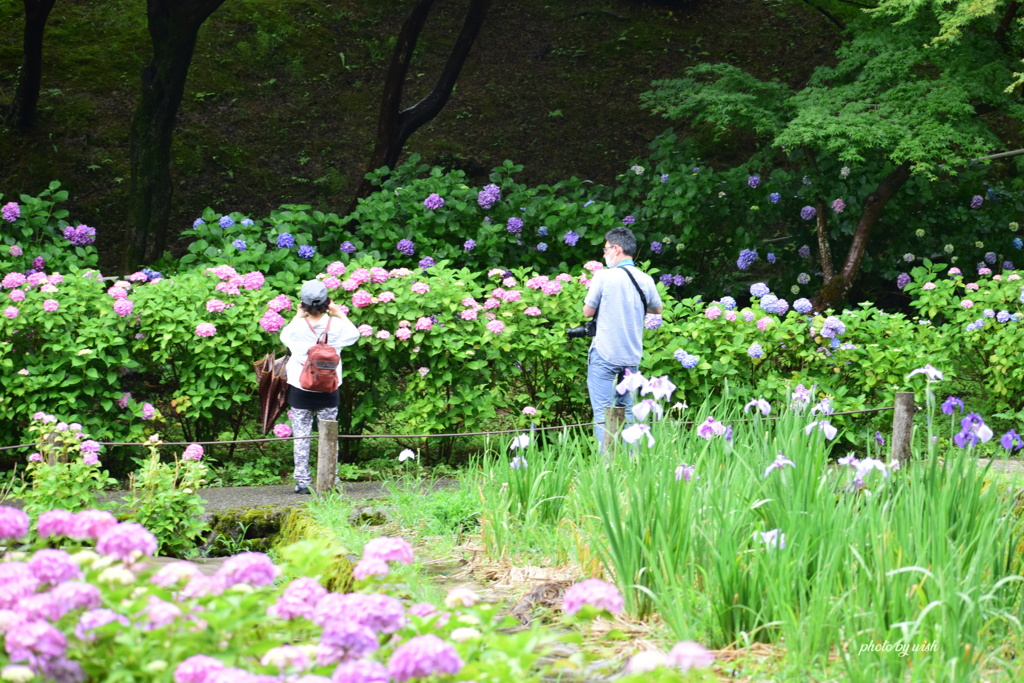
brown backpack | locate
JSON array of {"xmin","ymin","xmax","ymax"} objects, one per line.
[{"xmin": 299, "ymin": 318, "xmax": 340, "ymax": 392}]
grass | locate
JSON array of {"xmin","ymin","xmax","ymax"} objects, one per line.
[{"xmin": 305, "ymin": 385, "xmax": 1024, "ymax": 681}]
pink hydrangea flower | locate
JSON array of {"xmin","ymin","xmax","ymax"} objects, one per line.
[
  {"xmin": 522, "ymin": 406, "xmax": 537, "ymax": 415},
  {"xmin": 174, "ymin": 655, "xmax": 226, "ymax": 683},
  {"xmin": 195, "ymin": 322, "xmax": 217, "ymax": 337},
  {"xmin": 39, "ymin": 283, "xmax": 58, "ymax": 294},
  {"xmin": 96, "ymin": 522, "xmax": 158, "ymax": 560},
  {"xmin": 524, "ymin": 306, "xmax": 542, "ymax": 316},
  {"xmin": 460, "ymin": 309, "xmax": 478, "ymax": 321},
  {"xmin": 182, "ymin": 444, "xmax": 204, "ymax": 461},
  {"xmin": 667, "ymin": 641, "xmax": 715, "ymax": 671},
  {"xmin": 965, "ymin": 282, "xmax": 979, "ymax": 291},
  {"xmin": 37, "ymin": 510, "xmax": 77, "ymax": 539},
  {"xmin": 352, "ymin": 290, "xmax": 373, "ymax": 308},
  {"xmin": 71, "ymin": 510, "xmax": 118, "ymax": 539},
  {"xmin": 206, "ymin": 299, "xmax": 226, "ymax": 313},
  {"xmin": 214, "ymin": 281, "xmax": 240, "ymax": 296},
  {"xmin": 9, "ymin": 289, "xmax": 25, "ymax": 302},
  {"xmin": 584, "ymin": 261, "xmax": 604, "ymax": 272},
  {"xmin": 398, "ymin": 320, "xmax": 411, "ymax": 328},
  {"xmin": 8, "ymin": 245, "xmax": 22, "ymax": 256},
  {"xmin": 357, "ymin": 324, "xmax": 373, "ymax": 337},
  {"xmin": 486, "ymin": 320, "xmax": 506, "ymax": 334},
  {"xmin": 113, "ymin": 299, "xmax": 134, "ymax": 317},
  {"xmin": 42, "ymin": 298, "xmax": 59, "ymax": 312},
  {"xmin": 961, "ymin": 299, "xmax": 974, "ymax": 309},
  {"xmin": 3, "ymin": 306, "xmax": 18, "ymax": 319},
  {"xmin": 206, "ymin": 265, "xmax": 236, "ymax": 280},
  {"xmin": 118, "ymin": 392, "xmax": 132, "ymax": 409},
  {"xmin": 387, "ymin": 636, "xmax": 464, "ymax": 682},
  {"xmin": 47, "ymin": 273, "xmax": 63, "ymax": 285},
  {"xmin": 562, "ymin": 578, "xmax": 624, "ymax": 614},
  {"xmin": 323, "ymin": 276, "xmax": 341, "ymax": 290},
  {"xmin": 725, "ymin": 310, "xmax": 737, "ymax": 321},
  {"xmin": 2, "ymin": 272, "xmax": 27, "ymax": 289},
  {"xmin": 414, "ymin": 317, "xmax": 433, "ymax": 331},
  {"xmin": 267, "ymin": 295, "xmax": 292, "ymax": 312},
  {"xmin": 503, "ymin": 290, "xmax": 522, "ymax": 302},
  {"xmin": 27, "ymin": 272, "xmax": 48, "ymax": 287},
  {"xmin": 370, "ymin": 267, "xmax": 389, "ymax": 283},
  {"xmin": 326, "ymin": 261, "xmax": 346, "ymax": 277},
  {"xmin": 128, "ymin": 271, "xmax": 148, "ymax": 282},
  {"xmin": 491, "ymin": 287, "xmax": 506, "ymax": 299},
  {"xmin": 2, "ymin": 203, "xmax": 20, "ymax": 222},
  {"xmin": 488, "ymin": 268, "xmax": 505, "ymax": 277},
  {"xmin": 556, "ymin": 273, "xmax": 573, "ymax": 283},
  {"xmin": 390, "ymin": 267, "xmax": 412, "ymax": 278},
  {"xmin": 107, "ymin": 286, "xmax": 128, "ymax": 299},
  {"xmin": 1008, "ymin": 273, "xmax": 1021, "ymax": 281},
  {"xmin": 922, "ymin": 282, "xmax": 937, "ymax": 290},
  {"xmin": 273, "ymin": 424, "xmax": 292, "ymax": 438},
  {"xmin": 418, "ymin": 367, "xmax": 429, "ymax": 377},
  {"xmin": 705, "ymin": 306, "xmax": 722, "ymax": 320},
  {"xmin": 541, "ymin": 280, "xmax": 563, "ymax": 295},
  {"xmin": 411, "ymin": 282, "xmax": 430, "ymax": 294},
  {"xmin": 376, "ymin": 330, "xmax": 391, "ymax": 340},
  {"xmin": 260, "ymin": 311, "xmax": 285, "ymax": 333},
  {"xmin": 341, "ymin": 278, "xmax": 359, "ymax": 291},
  {"xmin": 978, "ymin": 267, "xmax": 992, "ymax": 275},
  {"xmin": 460, "ymin": 297, "xmax": 477, "ymax": 307},
  {"xmin": 363, "ymin": 536, "xmax": 414, "ymax": 564},
  {"xmin": 350, "ymin": 268, "xmax": 372, "ymax": 285},
  {"xmin": 757, "ymin": 317, "xmax": 773, "ymax": 331},
  {"xmin": 526, "ymin": 276, "xmax": 548, "ymax": 289},
  {"xmin": 142, "ymin": 402, "xmax": 156, "ymax": 419},
  {"xmin": 378, "ymin": 291, "xmax": 395, "ymax": 303},
  {"xmin": 215, "ymin": 552, "xmax": 280, "ymax": 588},
  {"xmin": 483, "ymin": 298, "xmax": 501, "ymax": 309},
  {"xmin": 395, "ymin": 328, "xmax": 412, "ymax": 341}
]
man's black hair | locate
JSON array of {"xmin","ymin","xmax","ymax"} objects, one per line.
[{"xmin": 605, "ymin": 227, "xmax": 637, "ymax": 257}]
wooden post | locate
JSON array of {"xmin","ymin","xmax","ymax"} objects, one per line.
[
  {"xmin": 603, "ymin": 406, "xmax": 625, "ymax": 458},
  {"xmin": 315, "ymin": 419, "xmax": 338, "ymax": 495},
  {"xmin": 891, "ymin": 392, "xmax": 915, "ymax": 465}
]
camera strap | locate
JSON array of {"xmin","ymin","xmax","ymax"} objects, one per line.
[{"xmin": 620, "ymin": 266, "xmax": 649, "ymax": 317}]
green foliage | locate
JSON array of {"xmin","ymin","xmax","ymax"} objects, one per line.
[
  {"xmin": 121, "ymin": 438, "xmax": 210, "ymax": 557},
  {"xmin": 0, "ymin": 182, "xmax": 99, "ymax": 273},
  {"xmin": 13, "ymin": 414, "xmax": 117, "ymax": 517}
]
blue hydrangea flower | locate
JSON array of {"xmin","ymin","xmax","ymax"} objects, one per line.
[
  {"xmin": 767, "ymin": 253, "xmax": 776, "ymax": 264},
  {"xmin": 748, "ymin": 175, "xmax": 761, "ymax": 189},
  {"xmin": 760, "ymin": 294, "xmax": 779, "ymax": 312},
  {"xmin": 983, "ymin": 309, "xmax": 995, "ymax": 318},
  {"xmin": 241, "ymin": 218, "xmax": 254, "ymax": 227},
  {"xmin": 660, "ymin": 174, "xmax": 669, "ymax": 183},
  {"xmin": 750, "ymin": 282, "xmax": 770, "ymax": 298},
  {"xmin": 622, "ymin": 216, "xmax": 636, "ymax": 225},
  {"xmin": 659, "ymin": 274, "xmax": 673, "ymax": 286},
  {"xmin": 538, "ymin": 226, "xmax": 548, "ymax": 237},
  {"xmin": 897, "ymin": 273, "xmax": 911, "ymax": 290},
  {"xmin": 507, "ymin": 217, "xmax": 523, "ymax": 234},
  {"xmin": 769, "ymin": 192, "xmax": 781, "ymax": 204},
  {"xmin": 397, "ymin": 239, "xmax": 415, "ymax": 256},
  {"xmin": 997, "ymin": 310, "xmax": 1011, "ymax": 323},
  {"xmin": 794, "ymin": 298, "xmax": 813, "ymax": 314},
  {"xmin": 674, "ymin": 350, "xmax": 699, "ymax": 369},
  {"xmin": 798, "ymin": 245, "xmax": 811, "ymax": 258},
  {"xmin": 1004, "ymin": 261, "xmax": 1014, "ymax": 270},
  {"xmin": 232, "ymin": 239, "xmax": 247, "ymax": 251},
  {"xmin": 192, "ymin": 218, "xmax": 205, "ymax": 229},
  {"xmin": 797, "ymin": 273, "xmax": 810, "ymax": 285},
  {"xmin": 737, "ymin": 249, "xmax": 758, "ymax": 270},
  {"xmin": 970, "ymin": 195, "xmax": 984, "ymax": 209},
  {"xmin": 298, "ymin": 245, "xmax": 315, "ymax": 259},
  {"xmin": 800, "ymin": 206, "xmax": 817, "ymax": 221},
  {"xmin": 277, "ymin": 233, "xmax": 295, "ymax": 249},
  {"xmin": 142, "ymin": 268, "xmax": 162, "ymax": 281},
  {"xmin": 984, "ymin": 251, "xmax": 997, "ymax": 265},
  {"xmin": 672, "ymin": 274, "xmax": 686, "ymax": 287},
  {"xmin": 340, "ymin": 241, "xmax": 356, "ymax": 254},
  {"xmin": 219, "ymin": 216, "xmax": 235, "ymax": 228},
  {"xmin": 720, "ymin": 296, "xmax": 736, "ymax": 310},
  {"xmin": 419, "ymin": 257, "xmax": 435, "ymax": 269},
  {"xmin": 564, "ymin": 231, "xmax": 579, "ymax": 246},
  {"xmin": 536, "ymin": 242, "xmax": 548, "ymax": 252},
  {"xmin": 651, "ymin": 241, "xmax": 662, "ymax": 254},
  {"xmin": 464, "ymin": 239, "xmax": 476, "ymax": 251},
  {"xmin": 1013, "ymin": 237, "xmax": 1022, "ymax": 250},
  {"xmin": 644, "ymin": 315, "xmax": 662, "ymax": 330},
  {"xmin": 748, "ymin": 343, "xmax": 764, "ymax": 359}
]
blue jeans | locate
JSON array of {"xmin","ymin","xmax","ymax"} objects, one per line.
[{"xmin": 587, "ymin": 347, "xmax": 636, "ymax": 450}]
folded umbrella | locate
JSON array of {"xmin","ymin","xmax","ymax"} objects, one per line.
[{"xmin": 255, "ymin": 352, "xmax": 290, "ymax": 434}]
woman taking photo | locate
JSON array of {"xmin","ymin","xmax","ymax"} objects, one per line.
[{"xmin": 280, "ymin": 280, "xmax": 359, "ymax": 494}]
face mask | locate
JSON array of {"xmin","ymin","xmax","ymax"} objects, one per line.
[{"xmin": 604, "ymin": 256, "xmax": 614, "ymax": 268}]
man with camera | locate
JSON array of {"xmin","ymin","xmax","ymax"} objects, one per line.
[{"xmin": 578, "ymin": 227, "xmax": 663, "ymax": 451}]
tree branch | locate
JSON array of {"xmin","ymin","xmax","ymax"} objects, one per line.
[
  {"xmin": 800, "ymin": 0, "xmax": 845, "ymax": 31},
  {"xmin": 995, "ymin": 1, "xmax": 1020, "ymax": 47}
]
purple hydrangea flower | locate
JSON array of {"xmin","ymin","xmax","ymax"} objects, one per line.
[
  {"xmin": 748, "ymin": 343, "xmax": 764, "ymax": 359},
  {"xmin": 748, "ymin": 175, "xmax": 761, "ymax": 189},
  {"xmin": 800, "ymin": 206, "xmax": 817, "ymax": 221},
  {"xmin": 333, "ymin": 660, "xmax": 389, "ymax": 683},
  {"xmin": 218, "ymin": 216, "xmax": 234, "ymax": 228},
  {"xmin": 297, "ymin": 245, "xmax": 315, "ymax": 259},
  {"xmin": 897, "ymin": 273, "xmax": 911, "ymax": 290},
  {"xmin": 397, "ymin": 239, "xmax": 415, "ymax": 256},
  {"xmin": 1003, "ymin": 261, "xmax": 1014, "ymax": 270},
  {"xmin": 622, "ymin": 215, "xmax": 636, "ymax": 225},
  {"xmin": 750, "ymin": 282, "xmax": 770, "ymax": 298},
  {"xmin": 831, "ymin": 198, "xmax": 846, "ymax": 213},
  {"xmin": 0, "ymin": 506, "xmax": 30, "ymax": 540},
  {"xmin": 63, "ymin": 225, "xmax": 97, "ymax": 246},
  {"xmin": 418, "ymin": 257, "xmax": 435, "ymax": 269},
  {"xmin": 562, "ymin": 578, "xmax": 624, "ymax": 615},
  {"xmin": 423, "ymin": 193, "xmax": 444, "ymax": 210},
  {"xmin": 28, "ymin": 548, "xmax": 83, "ymax": 584},
  {"xmin": 192, "ymin": 218, "xmax": 205, "ymax": 229},
  {"xmin": 463, "ymin": 239, "xmax": 475, "ymax": 251},
  {"xmin": 769, "ymin": 192, "xmax": 781, "ymax": 204},
  {"xmin": 317, "ymin": 621, "xmax": 379, "ymax": 665},
  {"xmin": 737, "ymin": 249, "xmax": 758, "ymax": 270},
  {"xmin": 798, "ymin": 244, "xmax": 811, "ymax": 258},
  {"xmin": 673, "ymin": 274, "xmax": 688, "ymax": 286},
  {"xmin": 660, "ymin": 173, "xmax": 669, "ymax": 183},
  {"xmin": 387, "ymin": 635, "xmax": 464, "ymax": 683},
  {"xmin": 506, "ymin": 217, "xmax": 523, "ymax": 234},
  {"xmin": 215, "ymin": 552, "xmax": 280, "ymax": 588},
  {"xmin": 793, "ymin": 298, "xmax": 813, "ymax": 314},
  {"xmin": 767, "ymin": 252, "xmax": 776, "ymax": 264},
  {"xmin": 477, "ymin": 184, "xmax": 501, "ymax": 209},
  {"xmin": 2, "ymin": 202, "xmax": 20, "ymax": 223},
  {"xmin": 32, "ymin": 256, "xmax": 45, "ymax": 270},
  {"xmin": 536, "ymin": 242, "xmax": 548, "ymax": 252},
  {"xmin": 564, "ymin": 231, "xmax": 579, "ymax": 246},
  {"xmin": 339, "ymin": 241, "xmax": 356, "ymax": 254},
  {"xmin": 644, "ymin": 315, "xmax": 662, "ymax": 330},
  {"xmin": 277, "ymin": 233, "xmax": 294, "ymax": 249},
  {"xmin": 984, "ymin": 251, "xmax": 997, "ymax": 265},
  {"xmin": 650, "ymin": 241, "xmax": 662, "ymax": 254},
  {"xmin": 970, "ymin": 195, "xmax": 984, "ymax": 209},
  {"xmin": 720, "ymin": 296, "xmax": 736, "ymax": 310},
  {"xmin": 232, "ymin": 239, "xmax": 247, "ymax": 251},
  {"xmin": 659, "ymin": 274, "xmax": 673, "ymax": 286}
]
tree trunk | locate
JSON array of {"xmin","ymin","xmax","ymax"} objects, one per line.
[
  {"xmin": 348, "ymin": 0, "xmax": 493, "ymax": 211},
  {"xmin": 813, "ymin": 161, "xmax": 912, "ymax": 312},
  {"xmin": 126, "ymin": 0, "xmax": 227, "ymax": 269},
  {"xmin": 7, "ymin": 0, "xmax": 58, "ymax": 132}
]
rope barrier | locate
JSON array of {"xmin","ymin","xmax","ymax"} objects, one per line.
[{"xmin": 0, "ymin": 405, "xmax": 897, "ymax": 451}]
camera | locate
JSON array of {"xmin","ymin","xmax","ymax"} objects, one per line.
[{"xmin": 566, "ymin": 317, "xmax": 597, "ymax": 339}]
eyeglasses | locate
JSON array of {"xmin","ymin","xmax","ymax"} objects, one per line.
[{"xmin": 603, "ymin": 244, "xmax": 617, "ymax": 253}]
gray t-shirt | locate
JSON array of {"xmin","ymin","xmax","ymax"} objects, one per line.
[{"xmin": 584, "ymin": 263, "xmax": 662, "ymax": 366}]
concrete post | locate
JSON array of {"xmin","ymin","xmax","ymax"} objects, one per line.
[
  {"xmin": 315, "ymin": 419, "xmax": 338, "ymax": 495},
  {"xmin": 891, "ymin": 392, "xmax": 915, "ymax": 465}
]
